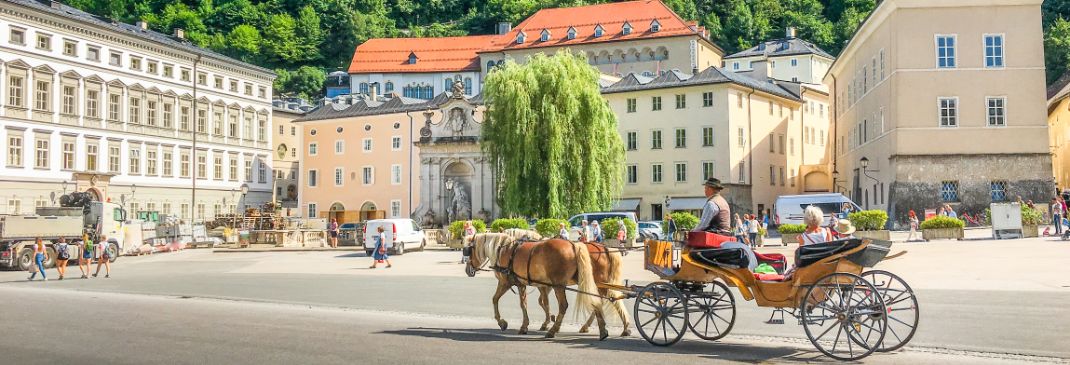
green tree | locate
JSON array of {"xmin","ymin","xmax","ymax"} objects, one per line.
[
  {"xmin": 1046, "ymin": 17, "xmax": 1070, "ymax": 84},
  {"xmin": 275, "ymin": 66, "xmax": 327, "ymax": 101},
  {"xmin": 482, "ymin": 50, "xmax": 625, "ymax": 218},
  {"xmin": 227, "ymin": 24, "xmax": 262, "ymax": 63}
]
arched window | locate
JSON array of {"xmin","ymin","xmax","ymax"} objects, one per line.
[
  {"xmin": 487, "ymin": 61, "xmax": 495, "ymax": 71},
  {"xmin": 384, "ymin": 82, "xmax": 394, "ymax": 93},
  {"xmin": 464, "ymin": 77, "xmax": 472, "ymax": 95},
  {"xmin": 444, "ymin": 78, "xmax": 453, "ymax": 92}
]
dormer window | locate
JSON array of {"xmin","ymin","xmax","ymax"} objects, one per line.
[
  {"xmin": 650, "ymin": 20, "xmax": 661, "ymax": 33},
  {"xmin": 594, "ymin": 25, "xmax": 604, "ymax": 37},
  {"xmin": 567, "ymin": 27, "xmax": 577, "ymax": 40},
  {"xmin": 516, "ymin": 32, "xmax": 526, "ymax": 44},
  {"xmin": 758, "ymin": 43, "xmax": 766, "ymax": 51},
  {"xmin": 622, "ymin": 22, "xmax": 633, "ymax": 35},
  {"xmin": 540, "ymin": 29, "xmax": 550, "ymax": 42},
  {"xmin": 407, "ymin": 52, "xmax": 418, "ymax": 64}
]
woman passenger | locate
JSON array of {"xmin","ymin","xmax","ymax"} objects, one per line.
[{"xmin": 798, "ymin": 206, "xmax": 832, "ymax": 246}]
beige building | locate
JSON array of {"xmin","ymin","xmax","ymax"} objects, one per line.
[
  {"xmin": 825, "ymin": 0, "xmax": 1051, "ymax": 227},
  {"xmin": 270, "ymin": 98, "xmax": 311, "ymax": 216},
  {"xmin": 723, "ymin": 27, "xmax": 835, "ymax": 86},
  {"xmin": 1049, "ymin": 75, "xmax": 1070, "ymax": 189},
  {"xmin": 603, "ymin": 65, "xmax": 831, "ymax": 221}
]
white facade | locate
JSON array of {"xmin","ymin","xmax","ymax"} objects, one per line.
[
  {"xmin": 725, "ymin": 54, "xmax": 832, "ymax": 86},
  {"xmin": 0, "ymin": 1, "xmax": 275, "ymax": 221},
  {"xmin": 350, "ymin": 72, "xmax": 482, "ymax": 99}
]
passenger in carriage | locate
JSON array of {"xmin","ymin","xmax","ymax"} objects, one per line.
[
  {"xmin": 798, "ymin": 206, "xmax": 833, "ymax": 246},
  {"xmin": 833, "ymin": 219, "xmax": 856, "ymax": 239}
]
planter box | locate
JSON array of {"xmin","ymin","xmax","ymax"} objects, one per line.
[
  {"xmin": 854, "ymin": 230, "xmax": 891, "ymax": 241},
  {"xmin": 604, "ymin": 238, "xmax": 640, "ymax": 249},
  {"xmin": 779, "ymin": 233, "xmax": 801, "ymax": 246},
  {"xmin": 922, "ymin": 227, "xmax": 964, "ymax": 241},
  {"xmin": 1023, "ymin": 225, "xmax": 1039, "ymax": 238},
  {"xmin": 446, "ymin": 238, "xmax": 465, "ymax": 250}
]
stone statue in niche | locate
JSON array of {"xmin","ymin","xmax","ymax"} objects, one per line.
[
  {"xmin": 447, "ymin": 181, "xmax": 472, "ymax": 222},
  {"xmin": 445, "ymin": 107, "xmax": 468, "ymax": 136}
]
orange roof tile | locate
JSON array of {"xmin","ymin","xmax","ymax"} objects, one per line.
[
  {"xmin": 347, "ymin": 35, "xmax": 498, "ymax": 74},
  {"xmin": 486, "ymin": 0, "xmax": 711, "ymax": 52}
]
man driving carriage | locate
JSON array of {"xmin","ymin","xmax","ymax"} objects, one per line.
[{"xmin": 693, "ymin": 177, "xmax": 732, "ymax": 234}]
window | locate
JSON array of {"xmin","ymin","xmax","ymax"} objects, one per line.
[
  {"xmin": 196, "ymin": 153, "xmax": 207, "ymax": 179},
  {"xmin": 180, "ymin": 68, "xmax": 191, "ymax": 82},
  {"xmin": 230, "ymin": 80, "xmax": 238, "ymax": 92},
  {"xmin": 789, "ymin": 138, "xmax": 794, "ymax": 156},
  {"xmin": 244, "ymin": 159, "xmax": 253, "ymax": 182},
  {"xmin": 651, "ymin": 164, "xmax": 663, "ymax": 183},
  {"xmin": 362, "ymin": 138, "xmax": 372, "ymax": 152},
  {"xmin": 86, "ymin": 90, "xmax": 99, "ymax": 118},
  {"xmin": 129, "ymin": 148, "xmax": 140, "ymax": 174},
  {"xmin": 702, "ymin": 92, "xmax": 713, "ymax": 107},
  {"xmin": 62, "ymin": 86, "xmax": 75, "ymax": 114},
  {"xmin": 651, "ymin": 96, "xmax": 662, "ymax": 111},
  {"xmin": 245, "ymin": 84, "xmax": 253, "ymax": 96},
  {"xmin": 626, "ymin": 98, "xmax": 636, "ymax": 113},
  {"xmin": 879, "ymin": 49, "xmax": 886, "ymax": 79},
  {"xmin": 990, "ymin": 181, "xmax": 1008, "ymax": 201},
  {"xmin": 938, "ymin": 97, "xmax": 958, "ymax": 127},
  {"xmin": 391, "ymin": 136, "xmax": 402, "ymax": 151},
  {"xmin": 674, "ymin": 128, "xmax": 686, "ymax": 148},
  {"xmin": 675, "ymin": 94, "xmax": 686, "ymax": 109},
  {"xmin": 769, "ymin": 165, "xmax": 776, "ymax": 186},
  {"xmin": 36, "ymin": 33, "xmax": 51, "ymax": 50},
  {"xmin": 214, "ymin": 76, "xmax": 223, "ymax": 89},
  {"xmin": 229, "ymin": 157, "xmax": 238, "ymax": 181},
  {"xmin": 941, "ymin": 181, "xmax": 959, "ymax": 202},
  {"xmin": 987, "ymin": 97, "xmax": 1006, "ymax": 127},
  {"xmin": 129, "ymin": 97, "xmax": 141, "ymax": 124},
  {"xmin": 674, "ymin": 162, "xmax": 687, "ymax": 182},
  {"xmin": 307, "ymin": 203, "xmax": 317, "ymax": 218},
  {"xmin": 146, "ymin": 150, "xmax": 157, "ymax": 175},
  {"xmin": 702, "ymin": 162, "xmax": 714, "ymax": 179},
  {"xmin": 229, "ymin": 114, "xmax": 238, "ymax": 137},
  {"xmin": 109, "ymin": 145, "xmax": 120, "ymax": 173},
  {"xmin": 87, "ymin": 46, "xmax": 100, "ymax": 62},
  {"xmin": 651, "ymin": 130, "xmax": 662, "ymax": 149},
  {"xmin": 147, "ymin": 100, "xmax": 157, "ymax": 126},
  {"xmin": 30, "ymin": 137, "xmax": 46, "ymax": 169},
  {"xmin": 391, "ymin": 200, "xmax": 401, "ymax": 218},
  {"xmin": 291, "ymin": 126, "xmax": 296, "ymax": 136},
  {"xmin": 768, "ymin": 133, "xmax": 775, "ymax": 153},
  {"xmin": 179, "ymin": 152, "xmax": 190, "ymax": 177},
  {"xmin": 7, "ymin": 75, "xmax": 24, "ymax": 108},
  {"xmin": 9, "ymin": 27, "xmax": 25, "ymax": 45},
  {"xmin": 732, "ymin": 62, "xmax": 739, "ymax": 70},
  {"xmin": 61, "ymin": 141, "xmax": 75, "ymax": 170},
  {"xmin": 196, "ymin": 109, "xmax": 207, "ymax": 133},
  {"xmin": 308, "ymin": 170, "xmax": 318, "ymax": 187},
  {"xmin": 163, "ymin": 64, "xmax": 173, "ymax": 78},
  {"xmin": 791, "ymin": 58, "xmax": 798, "ymax": 67},
  {"xmin": 179, "ymin": 106, "xmax": 190, "ymax": 131},
  {"xmin": 790, "ymin": 168, "xmax": 796, "ymax": 187},
  {"xmin": 147, "ymin": 61, "xmax": 158, "ymax": 75},
  {"xmin": 362, "ymin": 166, "xmax": 374, "ymax": 185},
  {"xmin": 108, "ymin": 94, "xmax": 120, "ymax": 121},
  {"xmin": 34, "ymin": 80, "xmax": 50, "ymax": 111},
  {"xmin": 984, "ymin": 34, "xmax": 1004, "ymax": 68},
  {"xmin": 626, "ymin": 132, "xmax": 637, "ymax": 150},
  {"xmin": 779, "ymin": 167, "xmax": 785, "ymax": 186},
  {"xmin": 258, "ymin": 161, "xmax": 267, "ymax": 183},
  {"xmin": 936, "ymin": 35, "xmax": 956, "ymax": 68},
  {"xmin": 626, "ymin": 164, "xmax": 637, "ymax": 184},
  {"xmin": 86, "ymin": 144, "xmax": 98, "ymax": 171},
  {"xmin": 737, "ymin": 128, "xmax": 745, "ymax": 148},
  {"xmin": 130, "ymin": 57, "xmax": 141, "ymax": 71},
  {"xmin": 334, "ymin": 168, "xmax": 344, "ymax": 186},
  {"xmin": 594, "ymin": 25, "xmax": 604, "ymax": 37},
  {"xmin": 700, "ymin": 127, "xmax": 714, "ymax": 147},
  {"xmin": 335, "ymin": 140, "xmax": 345, "ymax": 154},
  {"xmin": 259, "ymin": 86, "xmax": 267, "ymax": 99},
  {"xmin": 738, "ymin": 161, "xmax": 745, "ymax": 183},
  {"xmin": 309, "ymin": 142, "xmax": 318, "ymax": 156},
  {"xmin": 213, "ymin": 156, "xmax": 223, "ymax": 180},
  {"xmin": 391, "ymin": 164, "xmax": 402, "ymax": 185},
  {"xmin": 109, "ymin": 51, "xmax": 122, "ymax": 67},
  {"xmin": 63, "ymin": 39, "xmax": 76, "ymax": 56}
]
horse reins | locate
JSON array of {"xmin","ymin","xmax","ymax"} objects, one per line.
[{"xmin": 472, "ymin": 239, "xmax": 618, "ymax": 302}]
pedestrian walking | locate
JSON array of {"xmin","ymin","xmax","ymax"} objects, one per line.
[
  {"xmin": 579, "ymin": 220, "xmax": 591, "ymax": 243},
  {"xmin": 944, "ymin": 204, "xmax": 958, "ymax": 219},
  {"xmin": 328, "ymin": 218, "xmax": 340, "ymax": 248},
  {"xmin": 907, "ymin": 210, "xmax": 920, "ymax": 242},
  {"xmin": 591, "ymin": 220, "xmax": 603, "ymax": 243},
  {"xmin": 93, "ymin": 236, "xmax": 110, "ymax": 278},
  {"xmin": 27, "ymin": 238, "xmax": 47, "ymax": 281},
  {"xmin": 616, "ymin": 225, "xmax": 626, "ymax": 242},
  {"xmin": 1052, "ymin": 198, "xmax": 1064, "ymax": 235},
  {"xmin": 54, "ymin": 238, "xmax": 70, "ymax": 280},
  {"xmin": 747, "ymin": 214, "xmax": 760, "ymax": 248},
  {"xmin": 78, "ymin": 235, "xmax": 93, "ymax": 279},
  {"xmin": 664, "ymin": 214, "xmax": 678, "ymax": 241},
  {"xmin": 733, "ymin": 214, "xmax": 749, "ymax": 246},
  {"xmin": 558, "ymin": 222, "xmax": 569, "ymax": 240},
  {"xmin": 369, "ymin": 226, "xmax": 392, "ymax": 269}
]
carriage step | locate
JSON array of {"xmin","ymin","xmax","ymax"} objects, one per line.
[{"xmin": 766, "ymin": 309, "xmax": 787, "ymax": 324}]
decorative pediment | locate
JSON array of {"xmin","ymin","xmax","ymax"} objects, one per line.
[
  {"xmin": 128, "ymin": 83, "xmax": 146, "ymax": 91},
  {"xmin": 32, "ymin": 64, "xmax": 55, "ymax": 74},
  {"xmin": 84, "ymin": 75, "xmax": 105, "ymax": 84},
  {"xmin": 5, "ymin": 59, "xmax": 30, "ymax": 69},
  {"xmin": 179, "ymin": 93, "xmax": 193, "ymax": 100},
  {"xmin": 228, "ymin": 102, "xmax": 241, "ymax": 109},
  {"xmin": 196, "ymin": 96, "xmax": 211, "ymax": 103},
  {"xmin": 162, "ymin": 90, "xmax": 179, "ymax": 97},
  {"xmin": 212, "ymin": 99, "xmax": 226, "ymax": 106},
  {"xmin": 147, "ymin": 86, "xmax": 162, "ymax": 94},
  {"xmin": 59, "ymin": 70, "xmax": 83, "ymax": 79},
  {"xmin": 106, "ymin": 79, "xmax": 126, "ymax": 87}
]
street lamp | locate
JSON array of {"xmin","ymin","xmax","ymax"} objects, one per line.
[
  {"xmin": 240, "ymin": 183, "xmax": 250, "ymax": 209},
  {"xmin": 61, "ymin": 180, "xmax": 68, "ymax": 195},
  {"xmin": 445, "ymin": 178, "xmax": 455, "ymax": 223},
  {"xmin": 859, "ymin": 157, "xmax": 870, "ymax": 170}
]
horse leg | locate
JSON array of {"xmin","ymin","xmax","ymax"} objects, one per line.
[
  {"xmin": 579, "ymin": 314, "xmax": 595, "ymax": 333},
  {"xmin": 492, "ymin": 280, "xmax": 510, "ymax": 331},
  {"xmin": 615, "ymin": 298, "xmax": 632, "ymax": 337},
  {"xmin": 591, "ymin": 299, "xmax": 609, "ymax": 341},
  {"xmin": 546, "ymin": 287, "xmax": 568, "ymax": 339},
  {"xmin": 537, "ymin": 286, "xmax": 551, "ymax": 332},
  {"xmin": 518, "ymin": 284, "xmax": 530, "ymax": 335}
]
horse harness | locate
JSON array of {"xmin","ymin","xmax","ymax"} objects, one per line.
[{"xmin": 483, "ymin": 240, "xmax": 616, "ymax": 302}]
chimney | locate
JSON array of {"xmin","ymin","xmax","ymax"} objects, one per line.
[
  {"xmin": 496, "ymin": 22, "xmax": 513, "ymax": 35},
  {"xmin": 173, "ymin": 28, "xmax": 185, "ymax": 39},
  {"xmin": 369, "ymin": 82, "xmax": 380, "ymax": 101},
  {"xmin": 50, "ymin": 1, "xmax": 61, "ymax": 9},
  {"xmin": 136, "ymin": 20, "xmax": 149, "ymax": 31},
  {"xmin": 786, "ymin": 26, "xmax": 797, "ymax": 38},
  {"xmin": 750, "ymin": 60, "xmax": 771, "ymax": 80}
]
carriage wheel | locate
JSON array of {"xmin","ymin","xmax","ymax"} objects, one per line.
[
  {"xmin": 633, "ymin": 282, "xmax": 688, "ymax": 346},
  {"xmin": 685, "ymin": 281, "xmax": 736, "ymax": 341},
  {"xmin": 862, "ymin": 270, "xmax": 919, "ymax": 352},
  {"xmin": 800, "ymin": 273, "xmax": 887, "ymax": 361}
]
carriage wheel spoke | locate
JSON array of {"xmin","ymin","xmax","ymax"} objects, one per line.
[{"xmin": 888, "ymin": 315, "xmax": 916, "ymax": 329}]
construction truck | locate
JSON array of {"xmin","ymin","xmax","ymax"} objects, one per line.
[{"xmin": 0, "ymin": 192, "xmax": 128, "ymax": 271}]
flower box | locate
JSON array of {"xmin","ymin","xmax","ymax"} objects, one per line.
[
  {"xmin": 1022, "ymin": 224, "xmax": 1039, "ymax": 238},
  {"xmin": 779, "ymin": 233, "xmax": 800, "ymax": 246},
  {"xmin": 922, "ymin": 227, "xmax": 964, "ymax": 241}
]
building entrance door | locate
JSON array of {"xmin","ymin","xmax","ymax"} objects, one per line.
[{"xmin": 651, "ymin": 204, "xmax": 663, "ymax": 221}]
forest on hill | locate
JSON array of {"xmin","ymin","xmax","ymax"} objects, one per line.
[{"xmin": 62, "ymin": 0, "xmax": 1070, "ymax": 100}]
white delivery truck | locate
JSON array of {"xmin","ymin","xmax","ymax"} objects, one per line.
[
  {"xmin": 774, "ymin": 193, "xmax": 861, "ymax": 226},
  {"xmin": 0, "ymin": 194, "xmax": 128, "ymax": 271}
]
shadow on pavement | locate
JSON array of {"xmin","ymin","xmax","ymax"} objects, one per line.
[
  {"xmin": 382, "ymin": 327, "xmax": 810, "ymax": 362},
  {"xmin": 334, "ymin": 253, "xmax": 368, "ymax": 258}
]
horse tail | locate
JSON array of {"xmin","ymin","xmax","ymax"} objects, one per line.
[
  {"xmin": 605, "ymin": 248, "xmax": 626, "ymax": 300},
  {"xmin": 572, "ymin": 241, "xmax": 602, "ymax": 320}
]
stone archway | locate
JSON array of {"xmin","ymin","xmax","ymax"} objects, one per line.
[
  {"xmin": 443, "ymin": 161, "xmax": 475, "ymax": 223},
  {"xmin": 328, "ymin": 202, "xmax": 346, "ymax": 222},
  {"xmin": 359, "ymin": 201, "xmax": 384, "ymax": 221},
  {"xmin": 803, "ymin": 171, "xmax": 831, "ymax": 192}
]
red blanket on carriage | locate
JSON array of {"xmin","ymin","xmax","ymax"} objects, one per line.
[{"xmin": 686, "ymin": 232, "xmax": 787, "ymax": 278}]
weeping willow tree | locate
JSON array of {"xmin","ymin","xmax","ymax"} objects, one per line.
[{"xmin": 482, "ymin": 50, "xmax": 625, "ymax": 218}]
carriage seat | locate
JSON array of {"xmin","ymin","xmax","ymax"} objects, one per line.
[
  {"xmin": 754, "ymin": 273, "xmax": 786, "ymax": 281},
  {"xmin": 794, "ymin": 239, "xmax": 864, "ymax": 268},
  {"xmin": 689, "ymin": 247, "xmax": 751, "ymax": 270},
  {"xmin": 686, "ymin": 231, "xmax": 735, "ymax": 249}
]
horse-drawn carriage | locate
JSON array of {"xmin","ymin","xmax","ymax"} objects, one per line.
[{"xmin": 465, "ymin": 231, "xmax": 918, "ymax": 361}]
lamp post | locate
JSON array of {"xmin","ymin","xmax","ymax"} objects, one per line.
[
  {"xmin": 61, "ymin": 180, "xmax": 68, "ymax": 196},
  {"xmin": 239, "ymin": 183, "xmax": 250, "ymax": 211},
  {"xmin": 445, "ymin": 178, "xmax": 455, "ymax": 223}
]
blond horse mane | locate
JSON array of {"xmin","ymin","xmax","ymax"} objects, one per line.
[
  {"xmin": 471, "ymin": 233, "xmax": 516, "ymax": 269},
  {"xmin": 502, "ymin": 228, "xmax": 543, "ymax": 241}
]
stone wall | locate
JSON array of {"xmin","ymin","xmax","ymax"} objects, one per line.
[
  {"xmin": 723, "ymin": 183, "xmax": 754, "ymax": 218},
  {"xmin": 886, "ymin": 153, "xmax": 1053, "ymax": 229}
]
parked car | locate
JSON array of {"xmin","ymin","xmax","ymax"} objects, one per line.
[
  {"xmin": 566, "ymin": 212, "xmax": 639, "ymax": 242},
  {"xmin": 774, "ymin": 193, "xmax": 861, "ymax": 226},
  {"xmin": 338, "ymin": 222, "xmax": 364, "ymax": 246},
  {"xmin": 637, "ymin": 221, "xmax": 664, "ymax": 240},
  {"xmin": 362, "ymin": 219, "xmax": 427, "ymax": 256}
]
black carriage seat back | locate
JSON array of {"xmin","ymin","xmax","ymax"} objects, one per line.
[
  {"xmin": 794, "ymin": 238, "xmax": 864, "ymax": 268},
  {"xmin": 689, "ymin": 248, "xmax": 751, "ymax": 270}
]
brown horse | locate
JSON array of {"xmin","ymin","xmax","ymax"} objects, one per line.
[{"xmin": 467, "ymin": 233, "xmax": 608, "ymax": 339}]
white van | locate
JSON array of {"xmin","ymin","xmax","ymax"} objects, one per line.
[
  {"xmin": 362, "ymin": 219, "xmax": 427, "ymax": 256},
  {"xmin": 774, "ymin": 194, "xmax": 861, "ymax": 226}
]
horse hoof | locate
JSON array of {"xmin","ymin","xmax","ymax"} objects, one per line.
[
  {"xmin": 544, "ymin": 332, "xmax": 556, "ymax": 339},
  {"xmin": 578, "ymin": 327, "xmax": 589, "ymax": 334},
  {"xmin": 599, "ymin": 332, "xmax": 609, "ymax": 341},
  {"xmin": 498, "ymin": 321, "xmax": 508, "ymax": 331},
  {"xmin": 539, "ymin": 325, "xmax": 549, "ymax": 331},
  {"xmin": 621, "ymin": 330, "xmax": 632, "ymax": 337},
  {"xmin": 518, "ymin": 328, "xmax": 528, "ymax": 335}
]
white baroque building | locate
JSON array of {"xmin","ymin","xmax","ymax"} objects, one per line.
[{"xmin": 0, "ymin": 0, "xmax": 276, "ymax": 221}]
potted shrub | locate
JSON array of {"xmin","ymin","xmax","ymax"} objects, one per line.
[
  {"xmin": 777, "ymin": 224, "xmax": 807, "ymax": 245},
  {"xmin": 535, "ymin": 218, "xmax": 569, "ymax": 239},
  {"xmin": 848, "ymin": 210, "xmax": 891, "ymax": 241},
  {"xmin": 1020, "ymin": 206, "xmax": 1043, "ymax": 238},
  {"xmin": 602, "ymin": 218, "xmax": 638, "ymax": 248},
  {"xmin": 665, "ymin": 212, "xmax": 699, "ymax": 241},
  {"xmin": 489, "ymin": 218, "xmax": 529, "ymax": 233},
  {"xmin": 920, "ymin": 216, "xmax": 965, "ymax": 241},
  {"xmin": 447, "ymin": 220, "xmax": 486, "ymax": 249}
]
